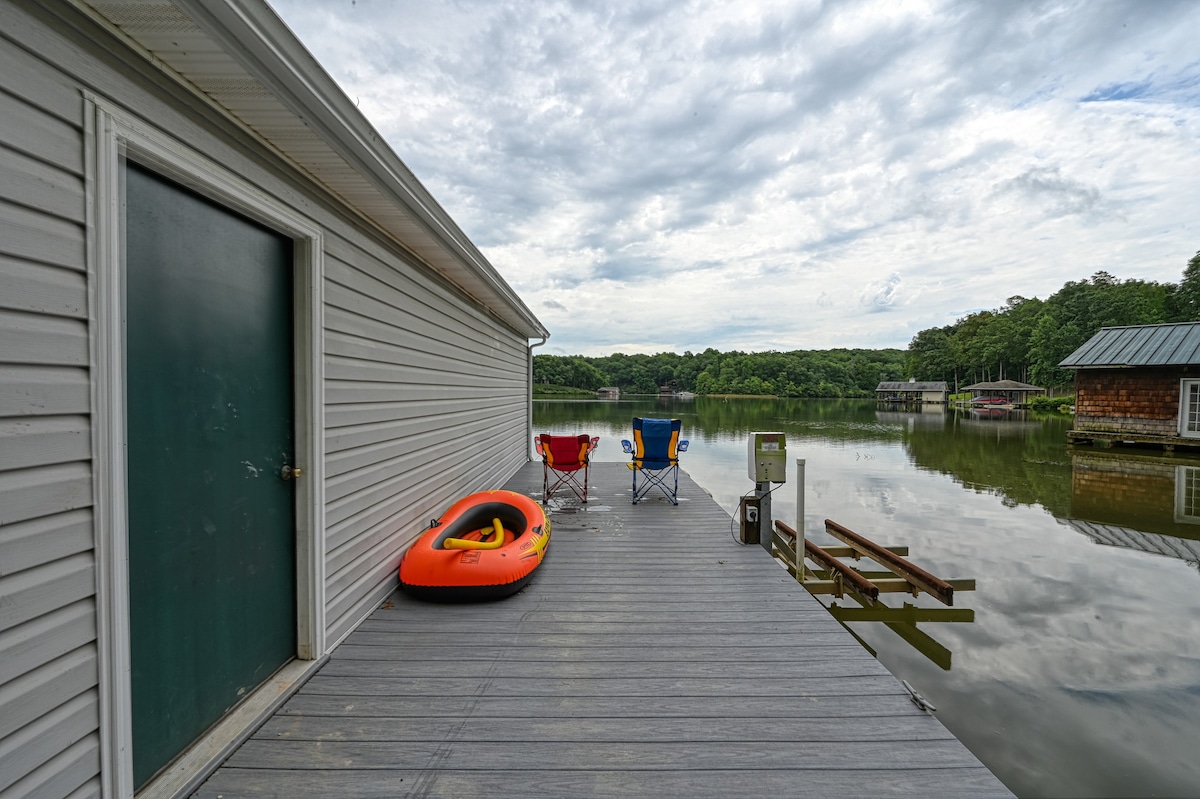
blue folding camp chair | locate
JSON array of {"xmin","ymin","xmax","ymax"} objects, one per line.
[{"xmin": 621, "ymin": 417, "xmax": 689, "ymax": 504}]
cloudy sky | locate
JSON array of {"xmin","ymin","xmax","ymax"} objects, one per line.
[{"xmin": 268, "ymin": 0, "xmax": 1200, "ymax": 356}]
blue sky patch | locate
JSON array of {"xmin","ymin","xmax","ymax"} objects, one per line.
[{"xmin": 1081, "ymin": 80, "xmax": 1153, "ymax": 103}]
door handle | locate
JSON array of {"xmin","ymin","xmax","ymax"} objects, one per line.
[{"xmin": 281, "ymin": 465, "xmax": 303, "ymax": 481}]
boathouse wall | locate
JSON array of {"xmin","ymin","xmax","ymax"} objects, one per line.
[
  {"xmin": 1074, "ymin": 367, "xmax": 1200, "ymax": 437},
  {"xmin": 0, "ymin": 1, "xmax": 541, "ymax": 796},
  {"xmin": 0, "ymin": 10, "xmax": 99, "ymax": 796}
]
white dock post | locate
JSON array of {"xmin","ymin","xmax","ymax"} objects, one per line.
[{"xmin": 795, "ymin": 458, "xmax": 805, "ymax": 583}]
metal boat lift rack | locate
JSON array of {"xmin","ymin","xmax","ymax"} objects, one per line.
[{"xmin": 772, "ymin": 517, "xmax": 977, "ymax": 671}]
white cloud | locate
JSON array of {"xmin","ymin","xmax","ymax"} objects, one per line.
[{"xmin": 269, "ymin": 0, "xmax": 1200, "ymax": 355}]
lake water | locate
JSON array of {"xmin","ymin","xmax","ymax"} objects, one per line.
[{"xmin": 534, "ymin": 397, "xmax": 1200, "ymax": 799}]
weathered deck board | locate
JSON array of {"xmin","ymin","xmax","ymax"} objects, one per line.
[
  {"xmin": 198, "ymin": 766, "xmax": 1010, "ymax": 798},
  {"xmin": 284, "ymin": 675, "xmax": 903, "ymax": 698},
  {"xmin": 193, "ymin": 462, "xmax": 1013, "ymax": 798},
  {"xmin": 256, "ymin": 714, "xmax": 956, "ymax": 742},
  {"xmin": 270, "ymin": 692, "xmax": 936, "ymax": 719},
  {"xmin": 222, "ymin": 738, "xmax": 979, "ymax": 770}
]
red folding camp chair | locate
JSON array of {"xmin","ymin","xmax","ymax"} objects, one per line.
[{"xmin": 535, "ymin": 434, "xmax": 599, "ymax": 504}]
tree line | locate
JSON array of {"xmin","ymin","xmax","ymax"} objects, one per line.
[
  {"xmin": 535, "ymin": 249, "xmax": 1200, "ymax": 397},
  {"xmin": 533, "ymin": 348, "xmax": 907, "ymax": 397},
  {"xmin": 905, "ymin": 251, "xmax": 1200, "ymax": 391}
]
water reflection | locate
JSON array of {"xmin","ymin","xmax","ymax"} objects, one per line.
[
  {"xmin": 534, "ymin": 399, "xmax": 1200, "ymax": 798},
  {"xmin": 876, "ymin": 408, "xmax": 948, "ymax": 427},
  {"xmin": 898, "ymin": 406, "xmax": 1074, "ymax": 515},
  {"xmin": 826, "ymin": 598, "xmax": 973, "ymax": 672},
  {"xmin": 1066, "ymin": 451, "xmax": 1200, "ymax": 567}
]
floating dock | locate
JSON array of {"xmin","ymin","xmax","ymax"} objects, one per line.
[{"xmin": 194, "ymin": 462, "xmax": 1013, "ymax": 798}]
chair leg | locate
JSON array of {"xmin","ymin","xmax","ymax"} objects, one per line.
[
  {"xmin": 566, "ymin": 470, "xmax": 586, "ymax": 503},
  {"xmin": 544, "ymin": 464, "xmax": 590, "ymax": 504},
  {"xmin": 630, "ymin": 464, "xmax": 680, "ymax": 505}
]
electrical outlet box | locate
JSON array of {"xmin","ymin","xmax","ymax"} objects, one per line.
[
  {"xmin": 748, "ymin": 432, "xmax": 786, "ymax": 483},
  {"xmin": 739, "ymin": 496, "xmax": 761, "ymax": 544}
]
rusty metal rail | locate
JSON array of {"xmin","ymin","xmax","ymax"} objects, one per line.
[
  {"xmin": 773, "ymin": 516, "xmax": 977, "ymax": 670},
  {"xmin": 776, "ymin": 521, "xmax": 879, "ymax": 601},
  {"xmin": 823, "ymin": 519, "xmax": 957, "ymax": 606}
]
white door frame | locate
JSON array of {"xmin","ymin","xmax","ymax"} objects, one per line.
[
  {"xmin": 86, "ymin": 96, "xmax": 326, "ymax": 798},
  {"xmin": 1179, "ymin": 378, "xmax": 1200, "ymax": 439}
]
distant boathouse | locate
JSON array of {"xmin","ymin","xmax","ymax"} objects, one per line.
[
  {"xmin": 875, "ymin": 379, "xmax": 948, "ymax": 404},
  {"xmin": 961, "ymin": 379, "xmax": 1046, "ymax": 407}
]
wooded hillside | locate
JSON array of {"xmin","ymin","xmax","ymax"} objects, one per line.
[
  {"xmin": 535, "ymin": 250, "xmax": 1200, "ymax": 396},
  {"xmin": 533, "ymin": 348, "xmax": 906, "ymax": 397},
  {"xmin": 906, "ymin": 251, "xmax": 1200, "ymax": 391}
]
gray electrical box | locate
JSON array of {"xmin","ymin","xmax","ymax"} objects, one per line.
[{"xmin": 748, "ymin": 432, "xmax": 787, "ymax": 483}]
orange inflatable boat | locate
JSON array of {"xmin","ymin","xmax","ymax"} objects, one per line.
[{"xmin": 399, "ymin": 490, "xmax": 551, "ymax": 602}]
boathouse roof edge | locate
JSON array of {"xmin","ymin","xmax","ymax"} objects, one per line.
[{"xmin": 75, "ymin": 0, "xmax": 548, "ymax": 339}]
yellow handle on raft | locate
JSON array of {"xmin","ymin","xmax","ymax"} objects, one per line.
[{"xmin": 444, "ymin": 518, "xmax": 506, "ymax": 551}]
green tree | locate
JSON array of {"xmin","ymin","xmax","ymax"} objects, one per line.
[
  {"xmin": 905, "ymin": 262, "xmax": 1189, "ymax": 392},
  {"xmin": 1028, "ymin": 315, "xmax": 1082, "ymax": 389},
  {"xmin": 1170, "ymin": 251, "xmax": 1200, "ymax": 322}
]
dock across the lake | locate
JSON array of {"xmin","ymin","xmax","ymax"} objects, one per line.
[{"xmin": 194, "ymin": 462, "xmax": 1013, "ymax": 798}]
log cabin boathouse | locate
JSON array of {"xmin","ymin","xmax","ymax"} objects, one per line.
[
  {"xmin": 1061, "ymin": 322, "xmax": 1200, "ymax": 451},
  {"xmin": 0, "ymin": 1, "xmax": 549, "ymax": 796}
]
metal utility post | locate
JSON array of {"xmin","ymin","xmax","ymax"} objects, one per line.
[{"xmin": 747, "ymin": 432, "xmax": 787, "ymax": 554}]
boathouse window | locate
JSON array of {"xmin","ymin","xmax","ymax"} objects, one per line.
[{"xmin": 1181, "ymin": 380, "xmax": 1200, "ymax": 438}]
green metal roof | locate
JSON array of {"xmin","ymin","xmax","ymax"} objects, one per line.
[
  {"xmin": 1059, "ymin": 322, "xmax": 1200, "ymax": 369},
  {"xmin": 961, "ymin": 380, "xmax": 1044, "ymax": 391},
  {"xmin": 875, "ymin": 381, "xmax": 947, "ymax": 391}
]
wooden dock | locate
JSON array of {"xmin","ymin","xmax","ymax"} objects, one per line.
[
  {"xmin": 1067, "ymin": 428, "xmax": 1200, "ymax": 452},
  {"xmin": 193, "ymin": 463, "xmax": 1013, "ymax": 798}
]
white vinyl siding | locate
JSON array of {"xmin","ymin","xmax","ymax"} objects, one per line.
[
  {"xmin": 0, "ymin": 7, "xmax": 100, "ymax": 797},
  {"xmin": 2, "ymin": 0, "xmax": 537, "ymax": 793},
  {"xmin": 322, "ymin": 237, "xmax": 530, "ymax": 641}
]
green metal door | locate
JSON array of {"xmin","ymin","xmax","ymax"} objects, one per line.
[{"xmin": 125, "ymin": 163, "xmax": 297, "ymax": 788}]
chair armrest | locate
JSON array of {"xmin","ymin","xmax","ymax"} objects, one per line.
[
  {"xmin": 678, "ymin": 440, "xmax": 689, "ymax": 452},
  {"xmin": 534, "ymin": 440, "xmax": 545, "ymax": 457},
  {"xmin": 588, "ymin": 436, "xmax": 599, "ymax": 453},
  {"xmin": 621, "ymin": 439, "xmax": 633, "ymax": 453}
]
